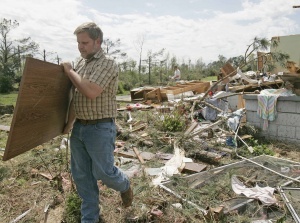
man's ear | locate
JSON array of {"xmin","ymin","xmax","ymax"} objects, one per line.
[{"xmin": 97, "ymin": 38, "xmax": 101, "ymax": 46}]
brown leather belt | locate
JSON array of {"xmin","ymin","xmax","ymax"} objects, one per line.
[{"xmin": 76, "ymin": 118, "xmax": 113, "ymax": 125}]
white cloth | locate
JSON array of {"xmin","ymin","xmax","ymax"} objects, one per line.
[{"xmin": 231, "ymin": 175, "xmax": 277, "ymax": 205}]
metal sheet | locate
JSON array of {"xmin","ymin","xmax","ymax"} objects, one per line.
[{"xmin": 3, "ymin": 57, "xmax": 71, "ymax": 161}]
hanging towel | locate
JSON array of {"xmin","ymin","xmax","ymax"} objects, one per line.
[{"xmin": 257, "ymin": 89, "xmax": 294, "ymax": 130}]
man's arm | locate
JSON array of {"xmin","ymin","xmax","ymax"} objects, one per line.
[{"xmin": 61, "ymin": 62, "xmax": 103, "ymax": 99}]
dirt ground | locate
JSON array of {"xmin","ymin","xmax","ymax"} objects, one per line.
[{"xmin": 1, "ymin": 111, "xmax": 300, "ymax": 223}]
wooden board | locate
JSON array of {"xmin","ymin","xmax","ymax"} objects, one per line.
[
  {"xmin": 3, "ymin": 57, "xmax": 72, "ymax": 161},
  {"xmin": 228, "ymin": 79, "xmax": 283, "ymax": 92},
  {"xmin": 160, "ymin": 81, "xmax": 210, "ymax": 95},
  {"xmin": 220, "ymin": 62, "xmax": 236, "ymax": 77},
  {"xmin": 183, "ymin": 162, "xmax": 207, "ymax": 173},
  {"xmin": 114, "ymin": 149, "xmax": 155, "ymax": 161}
]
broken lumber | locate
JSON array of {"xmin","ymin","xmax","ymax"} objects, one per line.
[
  {"xmin": 195, "ymin": 150, "xmax": 222, "ymax": 161},
  {"xmin": 128, "ymin": 133, "xmax": 154, "ymax": 147},
  {"xmin": 183, "ymin": 162, "xmax": 207, "ymax": 173},
  {"xmin": 201, "ymin": 101, "xmax": 224, "ymax": 113},
  {"xmin": 132, "ymin": 147, "xmax": 145, "ymax": 164},
  {"xmin": 115, "ymin": 149, "xmax": 155, "ymax": 161},
  {"xmin": 189, "ymin": 119, "xmax": 225, "ymax": 139},
  {"xmin": 184, "ymin": 121, "xmax": 199, "ymax": 135}
]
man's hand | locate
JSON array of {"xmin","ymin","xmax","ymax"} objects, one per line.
[
  {"xmin": 61, "ymin": 62, "xmax": 73, "ymax": 75},
  {"xmin": 63, "ymin": 122, "xmax": 73, "ymax": 134}
]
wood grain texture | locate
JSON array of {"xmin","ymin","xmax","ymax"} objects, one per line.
[{"xmin": 3, "ymin": 57, "xmax": 72, "ymax": 161}]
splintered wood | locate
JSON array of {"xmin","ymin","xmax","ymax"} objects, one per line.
[{"xmin": 3, "ymin": 57, "xmax": 71, "ymax": 161}]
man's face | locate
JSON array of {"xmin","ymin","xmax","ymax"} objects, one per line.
[{"xmin": 77, "ymin": 32, "xmax": 101, "ymax": 59}]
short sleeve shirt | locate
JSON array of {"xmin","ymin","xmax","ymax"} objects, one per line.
[
  {"xmin": 73, "ymin": 49, "xmax": 118, "ymax": 120},
  {"xmin": 174, "ymin": 69, "xmax": 181, "ymax": 80}
]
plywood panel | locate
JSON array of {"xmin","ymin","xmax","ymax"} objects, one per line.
[
  {"xmin": 3, "ymin": 57, "xmax": 72, "ymax": 161},
  {"xmin": 160, "ymin": 82, "xmax": 210, "ymax": 95}
]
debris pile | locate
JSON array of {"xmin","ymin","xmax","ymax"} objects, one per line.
[{"xmin": 113, "ymin": 65, "xmax": 300, "ymax": 221}]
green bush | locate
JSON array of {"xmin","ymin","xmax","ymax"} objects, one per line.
[
  {"xmin": 161, "ymin": 112, "xmax": 185, "ymax": 132},
  {"xmin": 248, "ymin": 138, "xmax": 275, "ymax": 156},
  {"xmin": 63, "ymin": 191, "xmax": 82, "ymax": 223},
  {"xmin": 0, "ymin": 166, "xmax": 10, "ymax": 181},
  {"xmin": 253, "ymin": 144, "xmax": 275, "ymax": 156},
  {"xmin": 117, "ymin": 81, "xmax": 125, "ymax": 94},
  {"xmin": 0, "ymin": 76, "xmax": 14, "ymax": 93}
]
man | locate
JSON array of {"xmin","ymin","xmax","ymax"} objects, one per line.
[
  {"xmin": 61, "ymin": 22, "xmax": 133, "ymax": 223},
  {"xmin": 170, "ymin": 65, "xmax": 181, "ymax": 81}
]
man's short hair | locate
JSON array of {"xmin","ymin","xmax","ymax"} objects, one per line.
[{"xmin": 74, "ymin": 22, "xmax": 103, "ymax": 42}]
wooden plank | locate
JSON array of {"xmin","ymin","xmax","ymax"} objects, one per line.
[
  {"xmin": 132, "ymin": 147, "xmax": 145, "ymax": 164},
  {"xmin": 161, "ymin": 82, "xmax": 210, "ymax": 95},
  {"xmin": 193, "ymin": 82, "xmax": 210, "ymax": 93},
  {"xmin": 184, "ymin": 121, "xmax": 198, "ymax": 135},
  {"xmin": 115, "ymin": 149, "xmax": 155, "ymax": 160},
  {"xmin": 220, "ymin": 62, "xmax": 236, "ymax": 77},
  {"xmin": 130, "ymin": 87, "xmax": 155, "ymax": 100},
  {"xmin": 183, "ymin": 162, "xmax": 207, "ymax": 173},
  {"xmin": 237, "ymin": 95, "xmax": 246, "ymax": 109},
  {"xmin": 145, "ymin": 88, "xmax": 162, "ymax": 102},
  {"xmin": 228, "ymin": 79, "xmax": 283, "ymax": 92},
  {"xmin": 3, "ymin": 57, "xmax": 72, "ymax": 161},
  {"xmin": 257, "ymin": 51, "xmax": 266, "ymax": 71}
]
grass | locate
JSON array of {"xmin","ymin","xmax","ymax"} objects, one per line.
[
  {"xmin": 0, "ymin": 92, "xmax": 18, "ymax": 106},
  {"xmin": 201, "ymin": 76, "xmax": 217, "ymax": 81}
]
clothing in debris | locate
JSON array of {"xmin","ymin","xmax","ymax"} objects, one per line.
[{"xmin": 257, "ymin": 89, "xmax": 294, "ymax": 130}]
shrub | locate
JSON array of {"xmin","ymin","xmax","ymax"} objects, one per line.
[
  {"xmin": 63, "ymin": 191, "xmax": 82, "ymax": 223},
  {"xmin": 0, "ymin": 76, "xmax": 14, "ymax": 93},
  {"xmin": 0, "ymin": 166, "xmax": 10, "ymax": 181},
  {"xmin": 117, "ymin": 81, "xmax": 125, "ymax": 94},
  {"xmin": 160, "ymin": 112, "xmax": 185, "ymax": 132}
]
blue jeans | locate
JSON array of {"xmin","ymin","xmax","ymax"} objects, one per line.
[{"xmin": 70, "ymin": 120, "xmax": 130, "ymax": 223}]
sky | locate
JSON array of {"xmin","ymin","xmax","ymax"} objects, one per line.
[{"xmin": 1, "ymin": 0, "xmax": 299, "ymax": 65}]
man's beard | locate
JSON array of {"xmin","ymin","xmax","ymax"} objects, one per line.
[{"xmin": 83, "ymin": 43, "xmax": 99, "ymax": 59}]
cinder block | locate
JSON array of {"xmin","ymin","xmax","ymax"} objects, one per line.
[
  {"xmin": 245, "ymin": 100, "xmax": 258, "ymax": 111},
  {"xmin": 266, "ymin": 124, "xmax": 278, "ymax": 136},
  {"xmin": 246, "ymin": 111, "xmax": 258, "ymax": 123},
  {"xmin": 296, "ymin": 127, "xmax": 300, "ymax": 140},
  {"xmin": 278, "ymin": 125, "xmax": 296, "ymax": 139},
  {"xmin": 227, "ymin": 96, "xmax": 239, "ymax": 111},
  {"xmin": 277, "ymin": 101, "xmax": 297, "ymax": 113},
  {"xmin": 244, "ymin": 96, "xmax": 300, "ymax": 144},
  {"xmin": 297, "ymin": 103, "xmax": 300, "ymax": 113},
  {"xmin": 285, "ymin": 113, "xmax": 300, "ymax": 126},
  {"xmin": 276, "ymin": 113, "xmax": 300, "ymax": 126}
]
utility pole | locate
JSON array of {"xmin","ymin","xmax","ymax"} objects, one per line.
[
  {"xmin": 56, "ymin": 55, "xmax": 61, "ymax": 65},
  {"xmin": 148, "ymin": 55, "xmax": 151, "ymax": 85}
]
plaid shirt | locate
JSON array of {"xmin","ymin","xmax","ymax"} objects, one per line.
[{"xmin": 73, "ymin": 49, "xmax": 118, "ymax": 120}]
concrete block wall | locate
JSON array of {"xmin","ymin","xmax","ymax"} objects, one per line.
[{"xmin": 243, "ymin": 94, "xmax": 300, "ymax": 144}]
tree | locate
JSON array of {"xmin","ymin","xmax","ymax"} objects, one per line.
[
  {"xmin": 244, "ymin": 37, "xmax": 269, "ymax": 64},
  {"xmin": 240, "ymin": 37, "xmax": 289, "ymax": 72},
  {"xmin": 35, "ymin": 49, "xmax": 57, "ymax": 63},
  {"xmin": 144, "ymin": 48, "xmax": 165, "ymax": 84},
  {"xmin": 102, "ymin": 38, "xmax": 126, "ymax": 59},
  {"xmin": 0, "ymin": 18, "xmax": 39, "ymax": 93},
  {"xmin": 228, "ymin": 55, "xmax": 244, "ymax": 68},
  {"xmin": 134, "ymin": 34, "xmax": 146, "ymax": 85}
]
